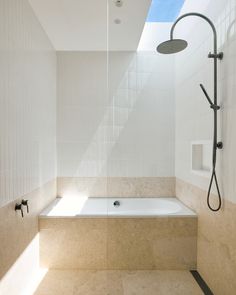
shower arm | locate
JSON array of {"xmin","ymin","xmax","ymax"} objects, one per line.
[{"xmin": 170, "ymin": 13, "xmax": 224, "ymax": 211}]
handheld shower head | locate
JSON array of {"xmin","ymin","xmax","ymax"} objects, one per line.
[{"xmin": 156, "ymin": 39, "xmax": 188, "ymax": 54}]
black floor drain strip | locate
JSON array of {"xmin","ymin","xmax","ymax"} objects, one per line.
[{"xmin": 190, "ymin": 270, "xmax": 214, "ymax": 295}]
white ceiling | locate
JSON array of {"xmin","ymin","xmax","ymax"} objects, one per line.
[{"xmin": 28, "ymin": 0, "xmax": 152, "ymax": 51}]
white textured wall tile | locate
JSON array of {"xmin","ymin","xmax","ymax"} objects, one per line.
[
  {"xmin": 0, "ymin": 0, "xmax": 57, "ymax": 208},
  {"xmin": 57, "ymin": 51, "xmax": 175, "ymax": 177}
]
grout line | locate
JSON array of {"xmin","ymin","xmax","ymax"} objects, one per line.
[{"xmin": 190, "ymin": 270, "xmax": 214, "ymax": 295}]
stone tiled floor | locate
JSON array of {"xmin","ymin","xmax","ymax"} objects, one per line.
[{"xmin": 34, "ymin": 270, "xmax": 204, "ymax": 295}]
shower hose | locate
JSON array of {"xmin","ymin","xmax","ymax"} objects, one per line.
[{"xmin": 200, "ymin": 83, "xmax": 222, "ymax": 212}]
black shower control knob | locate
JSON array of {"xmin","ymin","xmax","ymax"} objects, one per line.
[{"xmin": 217, "ymin": 142, "xmax": 223, "ymax": 149}]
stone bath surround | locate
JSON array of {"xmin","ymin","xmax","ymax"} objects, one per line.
[{"xmin": 39, "ymin": 216, "xmax": 197, "ymax": 270}]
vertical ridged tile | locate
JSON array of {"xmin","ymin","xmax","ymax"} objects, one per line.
[{"xmin": 0, "ymin": 0, "xmax": 57, "ymax": 207}]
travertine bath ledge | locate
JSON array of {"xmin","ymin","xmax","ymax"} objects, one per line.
[{"xmin": 40, "ymin": 197, "xmax": 197, "ymax": 218}]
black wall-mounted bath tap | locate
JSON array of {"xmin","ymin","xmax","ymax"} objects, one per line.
[
  {"xmin": 15, "ymin": 203, "xmax": 24, "ymax": 218},
  {"xmin": 21, "ymin": 199, "xmax": 29, "ymax": 213}
]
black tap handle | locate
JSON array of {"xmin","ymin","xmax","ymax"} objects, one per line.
[
  {"xmin": 21, "ymin": 199, "xmax": 29, "ymax": 213},
  {"xmin": 15, "ymin": 203, "xmax": 24, "ymax": 218}
]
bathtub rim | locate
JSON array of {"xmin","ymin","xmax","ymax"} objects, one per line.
[{"xmin": 39, "ymin": 197, "xmax": 197, "ymax": 219}]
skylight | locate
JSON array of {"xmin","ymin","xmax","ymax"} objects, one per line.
[{"xmin": 146, "ymin": 0, "xmax": 185, "ymax": 22}]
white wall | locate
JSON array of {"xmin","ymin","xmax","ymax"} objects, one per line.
[
  {"xmin": 57, "ymin": 51, "xmax": 175, "ymax": 177},
  {"xmin": 175, "ymin": 0, "xmax": 236, "ymax": 203},
  {"xmin": 0, "ymin": 0, "xmax": 57, "ymax": 208}
]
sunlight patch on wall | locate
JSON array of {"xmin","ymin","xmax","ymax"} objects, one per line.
[{"xmin": 0, "ymin": 234, "xmax": 48, "ymax": 295}]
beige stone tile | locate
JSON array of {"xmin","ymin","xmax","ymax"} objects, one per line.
[
  {"xmin": 107, "ymin": 177, "xmax": 176, "ymax": 197},
  {"xmin": 39, "ymin": 217, "xmax": 197, "ymax": 270},
  {"xmin": 0, "ymin": 180, "xmax": 56, "ymax": 279},
  {"xmin": 176, "ymin": 178, "xmax": 236, "ymax": 295},
  {"xmin": 39, "ymin": 218, "xmax": 108, "ymax": 269},
  {"xmin": 57, "ymin": 177, "xmax": 176, "ymax": 198},
  {"xmin": 34, "ymin": 270, "xmax": 203, "ymax": 295},
  {"xmin": 34, "ymin": 270, "xmax": 76, "ymax": 295},
  {"xmin": 34, "ymin": 270, "xmax": 123, "ymax": 295},
  {"xmin": 73, "ymin": 271, "xmax": 123, "ymax": 295},
  {"xmin": 122, "ymin": 270, "xmax": 203, "ymax": 295},
  {"xmin": 57, "ymin": 177, "xmax": 108, "ymax": 198},
  {"xmin": 107, "ymin": 218, "xmax": 197, "ymax": 270},
  {"xmin": 151, "ymin": 236, "xmax": 197, "ymax": 270}
]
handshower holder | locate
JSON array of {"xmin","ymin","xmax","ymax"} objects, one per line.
[{"xmin": 208, "ymin": 52, "xmax": 224, "ymax": 60}]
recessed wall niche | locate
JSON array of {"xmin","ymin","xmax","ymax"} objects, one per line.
[{"xmin": 191, "ymin": 141, "xmax": 212, "ymax": 177}]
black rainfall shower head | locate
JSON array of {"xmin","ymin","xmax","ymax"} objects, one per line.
[{"xmin": 156, "ymin": 39, "xmax": 188, "ymax": 54}]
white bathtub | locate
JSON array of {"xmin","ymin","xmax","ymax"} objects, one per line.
[{"xmin": 40, "ymin": 197, "xmax": 196, "ymax": 218}]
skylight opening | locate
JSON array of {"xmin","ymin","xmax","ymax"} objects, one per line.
[{"xmin": 146, "ymin": 0, "xmax": 185, "ymax": 23}]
